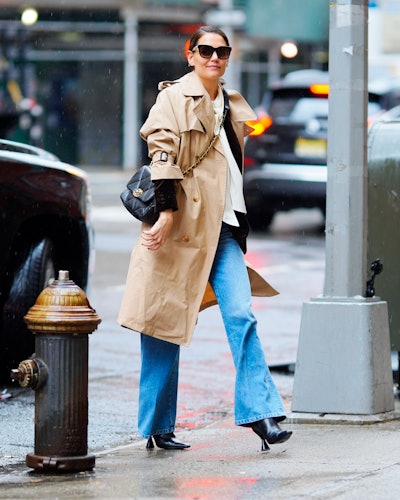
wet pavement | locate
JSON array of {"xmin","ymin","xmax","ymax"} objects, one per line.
[
  {"xmin": 1, "ymin": 411, "xmax": 400, "ymax": 498},
  {"xmin": 1, "ymin": 168, "xmax": 399, "ymax": 498}
]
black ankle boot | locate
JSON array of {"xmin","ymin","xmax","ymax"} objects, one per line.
[
  {"xmin": 244, "ymin": 418, "xmax": 292, "ymax": 451},
  {"xmin": 146, "ymin": 432, "xmax": 190, "ymax": 450}
]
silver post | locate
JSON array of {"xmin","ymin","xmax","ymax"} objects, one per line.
[{"xmin": 291, "ymin": 0, "xmax": 394, "ymax": 417}]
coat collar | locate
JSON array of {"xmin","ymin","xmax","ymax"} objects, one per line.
[
  {"xmin": 180, "ymin": 71, "xmax": 211, "ymax": 97},
  {"xmin": 158, "ymin": 71, "xmax": 211, "ymax": 97},
  {"xmin": 158, "ymin": 71, "xmax": 256, "ymax": 130},
  {"xmin": 158, "ymin": 72, "xmax": 211, "ymax": 135}
]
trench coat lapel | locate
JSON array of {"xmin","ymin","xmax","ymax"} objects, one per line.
[
  {"xmin": 181, "ymin": 72, "xmax": 216, "ymax": 140},
  {"xmin": 193, "ymin": 97, "xmax": 215, "ymax": 139},
  {"xmin": 179, "ymin": 72, "xmax": 256, "ymax": 154}
]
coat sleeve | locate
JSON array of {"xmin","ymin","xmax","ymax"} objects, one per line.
[{"xmin": 140, "ymin": 89, "xmax": 184, "ymax": 181}]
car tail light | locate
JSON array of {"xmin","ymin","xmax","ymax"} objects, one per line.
[
  {"xmin": 310, "ymin": 83, "xmax": 329, "ymax": 96},
  {"xmin": 247, "ymin": 115, "xmax": 273, "ymax": 136},
  {"xmin": 244, "ymin": 156, "xmax": 256, "ymax": 167}
]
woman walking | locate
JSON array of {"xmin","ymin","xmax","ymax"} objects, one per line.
[{"xmin": 118, "ymin": 25, "xmax": 292, "ymax": 452}]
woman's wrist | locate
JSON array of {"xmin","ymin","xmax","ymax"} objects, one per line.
[{"xmin": 158, "ymin": 209, "xmax": 173, "ymax": 217}]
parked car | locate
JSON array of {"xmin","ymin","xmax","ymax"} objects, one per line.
[
  {"xmin": 243, "ymin": 70, "xmax": 400, "ymax": 230},
  {"xmin": 0, "ymin": 139, "xmax": 94, "ymax": 382},
  {"xmin": 370, "ymin": 103, "xmax": 400, "ymax": 122}
]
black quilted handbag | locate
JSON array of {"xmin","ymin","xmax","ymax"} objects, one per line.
[{"xmin": 120, "ymin": 165, "xmax": 158, "ymax": 225}]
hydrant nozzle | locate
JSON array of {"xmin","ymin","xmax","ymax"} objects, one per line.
[{"xmin": 10, "ymin": 357, "xmax": 48, "ymax": 390}]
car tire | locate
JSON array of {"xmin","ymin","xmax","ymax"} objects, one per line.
[{"xmin": 1, "ymin": 238, "xmax": 56, "ymax": 382}]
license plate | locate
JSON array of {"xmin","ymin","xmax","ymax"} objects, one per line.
[{"xmin": 295, "ymin": 138, "xmax": 327, "ymax": 159}]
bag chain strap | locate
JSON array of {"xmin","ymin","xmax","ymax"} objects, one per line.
[{"xmin": 182, "ymin": 105, "xmax": 228, "ymax": 177}]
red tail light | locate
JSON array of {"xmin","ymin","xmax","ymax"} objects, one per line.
[
  {"xmin": 310, "ymin": 83, "xmax": 329, "ymax": 96},
  {"xmin": 244, "ymin": 156, "xmax": 256, "ymax": 167},
  {"xmin": 247, "ymin": 115, "xmax": 273, "ymax": 136}
]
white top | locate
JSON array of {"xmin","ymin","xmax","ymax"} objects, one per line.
[{"xmin": 212, "ymin": 86, "xmax": 247, "ymax": 227}]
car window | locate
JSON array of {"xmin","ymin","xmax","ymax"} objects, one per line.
[
  {"xmin": 290, "ymin": 98, "xmax": 329, "ymax": 122},
  {"xmin": 268, "ymin": 94, "xmax": 383, "ymax": 122},
  {"xmin": 267, "ymin": 88, "xmax": 328, "ymax": 120},
  {"xmin": 268, "ymin": 96, "xmax": 300, "ymax": 119}
]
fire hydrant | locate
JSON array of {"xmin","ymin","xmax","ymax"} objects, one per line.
[{"xmin": 11, "ymin": 270, "xmax": 101, "ymax": 472}]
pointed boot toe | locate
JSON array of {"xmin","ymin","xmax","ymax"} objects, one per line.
[{"xmin": 152, "ymin": 432, "xmax": 190, "ymax": 450}]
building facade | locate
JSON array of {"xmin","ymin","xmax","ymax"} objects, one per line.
[{"xmin": 0, "ymin": 1, "xmax": 329, "ymax": 167}]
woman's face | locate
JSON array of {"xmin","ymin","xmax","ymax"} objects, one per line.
[{"xmin": 187, "ymin": 33, "xmax": 230, "ymax": 84}]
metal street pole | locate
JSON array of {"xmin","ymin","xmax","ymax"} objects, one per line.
[
  {"xmin": 291, "ymin": 0, "xmax": 394, "ymax": 416},
  {"xmin": 121, "ymin": 8, "xmax": 138, "ymax": 170},
  {"xmin": 219, "ymin": 0, "xmax": 235, "ymax": 90},
  {"xmin": 205, "ymin": 0, "xmax": 245, "ymax": 91}
]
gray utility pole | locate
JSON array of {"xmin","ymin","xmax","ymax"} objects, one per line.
[
  {"xmin": 205, "ymin": 0, "xmax": 245, "ymax": 91},
  {"xmin": 121, "ymin": 8, "xmax": 139, "ymax": 170},
  {"xmin": 291, "ymin": 0, "xmax": 394, "ymax": 416}
]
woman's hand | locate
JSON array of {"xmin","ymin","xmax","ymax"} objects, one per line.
[{"xmin": 141, "ymin": 210, "xmax": 174, "ymax": 250}]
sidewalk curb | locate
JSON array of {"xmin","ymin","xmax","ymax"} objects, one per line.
[{"xmin": 288, "ymin": 406, "xmax": 400, "ymax": 425}]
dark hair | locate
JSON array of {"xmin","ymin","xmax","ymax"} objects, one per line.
[{"xmin": 188, "ymin": 25, "xmax": 230, "ymax": 51}]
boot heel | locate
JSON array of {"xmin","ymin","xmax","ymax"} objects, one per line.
[
  {"xmin": 246, "ymin": 418, "xmax": 292, "ymax": 450},
  {"xmin": 146, "ymin": 436, "xmax": 155, "ymax": 449},
  {"xmin": 261, "ymin": 438, "xmax": 270, "ymax": 452}
]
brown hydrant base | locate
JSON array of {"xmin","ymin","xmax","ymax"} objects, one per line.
[{"xmin": 26, "ymin": 453, "xmax": 95, "ymax": 472}]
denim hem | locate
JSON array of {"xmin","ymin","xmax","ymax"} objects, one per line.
[
  {"xmin": 138, "ymin": 426, "xmax": 175, "ymax": 439},
  {"xmin": 235, "ymin": 413, "xmax": 286, "ymax": 426}
]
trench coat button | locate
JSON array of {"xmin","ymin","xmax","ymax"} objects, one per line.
[
  {"xmin": 193, "ymin": 195, "xmax": 200, "ymax": 202},
  {"xmin": 181, "ymin": 235, "xmax": 189, "ymax": 242}
]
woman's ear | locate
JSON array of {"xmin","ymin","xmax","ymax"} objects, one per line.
[{"xmin": 187, "ymin": 51, "xmax": 194, "ymax": 68}]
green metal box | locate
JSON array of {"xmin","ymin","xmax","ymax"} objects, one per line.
[{"xmin": 368, "ymin": 113, "xmax": 400, "ymax": 351}]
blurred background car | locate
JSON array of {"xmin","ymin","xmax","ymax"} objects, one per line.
[
  {"xmin": 0, "ymin": 139, "xmax": 94, "ymax": 383},
  {"xmin": 371, "ymin": 103, "xmax": 400, "ymax": 122},
  {"xmin": 243, "ymin": 69, "xmax": 400, "ymax": 230}
]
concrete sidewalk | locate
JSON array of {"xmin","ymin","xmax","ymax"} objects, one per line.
[
  {"xmin": 1, "ymin": 167, "xmax": 399, "ymax": 498},
  {"xmin": 0, "ymin": 405, "xmax": 400, "ymax": 499}
]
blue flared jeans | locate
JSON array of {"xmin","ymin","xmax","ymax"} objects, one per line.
[{"xmin": 138, "ymin": 223, "xmax": 286, "ymax": 438}]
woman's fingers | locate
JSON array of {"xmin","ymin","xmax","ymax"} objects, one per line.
[{"xmin": 141, "ymin": 211, "xmax": 174, "ymax": 250}]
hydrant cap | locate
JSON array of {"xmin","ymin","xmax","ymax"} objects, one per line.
[{"xmin": 24, "ymin": 270, "xmax": 101, "ymax": 334}]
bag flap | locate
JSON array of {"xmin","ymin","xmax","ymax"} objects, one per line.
[{"xmin": 126, "ymin": 165, "xmax": 153, "ymax": 202}]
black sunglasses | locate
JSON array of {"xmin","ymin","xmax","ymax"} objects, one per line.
[{"xmin": 192, "ymin": 45, "xmax": 232, "ymax": 60}]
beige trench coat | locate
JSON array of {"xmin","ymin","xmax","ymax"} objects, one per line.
[{"xmin": 118, "ymin": 71, "xmax": 278, "ymax": 346}]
